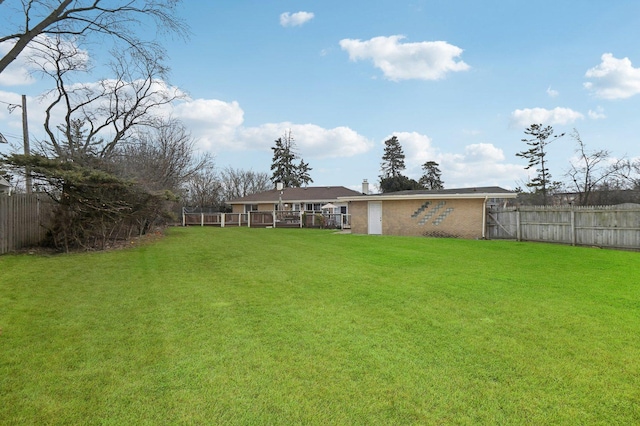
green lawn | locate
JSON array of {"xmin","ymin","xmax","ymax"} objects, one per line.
[{"xmin": 1, "ymin": 227, "xmax": 639, "ymax": 424}]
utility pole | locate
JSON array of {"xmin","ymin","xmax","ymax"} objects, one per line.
[{"xmin": 21, "ymin": 95, "xmax": 31, "ymax": 193}]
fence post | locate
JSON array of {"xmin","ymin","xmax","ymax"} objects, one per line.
[
  {"xmin": 0, "ymin": 195, "xmax": 6, "ymax": 254},
  {"xmin": 201, "ymin": 213, "xmax": 204, "ymax": 226},
  {"xmin": 221, "ymin": 213, "xmax": 225, "ymax": 228},
  {"xmin": 570, "ymin": 207, "xmax": 576, "ymax": 246},
  {"xmin": 516, "ymin": 210, "xmax": 521, "ymax": 241}
]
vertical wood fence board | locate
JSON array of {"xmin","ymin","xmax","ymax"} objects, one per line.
[
  {"xmin": 487, "ymin": 204, "xmax": 640, "ymax": 249},
  {"xmin": 0, "ymin": 194, "xmax": 53, "ymax": 254}
]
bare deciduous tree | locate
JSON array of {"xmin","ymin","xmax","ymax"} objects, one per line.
[
  {"xmin": 0, "ymin": 0, "xmax": 186, "ymax": 75},
  {"xmin": 29, "ymin": 35, "xmax": 183, "ymax": 160},
  {"xmin": 116, "ymin": 118, "xmax": 214, "ymax": 194},
  {"xmin": 182, "ymin": 167, "xmax": 271, "ymax": 211},
  {"xmin": 565, "ymin": 129, "xmax": 626, "ymax": 206},
  {"xmin": 220, "ymin": 167, "xmax": 271, "ymax": 201},
  {"xmin": 184, "ymin": 167, "xmax": 223, "ymax": 209},
  {"xmin": 0, "ymin": 1, "xmax": 193, "ymax": 251}
]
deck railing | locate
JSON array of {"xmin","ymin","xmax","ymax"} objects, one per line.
[
  {"xmin": 182, "ymin": 209, "xmax": 351, "ymax": 230},
  {"xmin": 182, "ymin": 212, "xmax": 249, "ymax": 227}
]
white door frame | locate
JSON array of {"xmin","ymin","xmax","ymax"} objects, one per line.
[{"xmin": 368, "ymin": 201, "xmax": 382, "ymax": 235}]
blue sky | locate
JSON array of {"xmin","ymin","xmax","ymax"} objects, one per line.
[{"xmin": 2, "ymin": 0, "xmax": 640, "ymax": 192}]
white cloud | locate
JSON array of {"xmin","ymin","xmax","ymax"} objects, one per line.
[
  {"xmin": 462, "ymin": 143, "xmax": 505, "ymax": 162},
  {"xmin": 0, "ymin": 91, "xmax": 28, "ymax": 145},
  {"xmin": 439, "ymin": 144, "xmax": 524, "ymax": 189},
  {"xmin": 588, "ymin": 107, "xmax": 606, "ymax": 120},
  {"xmin": 339, "ymin": 35, "xmax": 469, "ymax": 81},
  {"xmin": 237, "ymin": 123, "xmax": 373, "ymax": 158},
  {"xmin": 280, "ymin": 11, "xmax": 315, "ymax": 27},
  {"xmin": 584, "ymin": 53, "xmax": 640, "ymax": 99},
  {"xmin": 1, "ymin": 80, "xmax": 372, "ymax": 161},
  {"xmin": 173, "ymin": 98, "xmax": 244, "ymax": 149},
  {"xmin": 387, "ymin": 131, "xmax": 436, "ymax": 168},
  {"xmin": 0, "ymin": 36, "xmax": 91, "ymax": 87},
  {"xmin": 511, "ymin": 107, "xmax": 584, "ymax": 127},
  {"xmin": 0, "ymin": 41, "xmax": 37, "ymax": 86},
  {"xmin": 546, "ymin": 86, "xmax": 559, "ymax": 97},
  {"xmin": 383, "ymin": 132, "xmax": 523, "ymax": 188},
  {"xmin": 168, "ymin": 98, "xmax": 372, "ymax": 158},
  {"xmin": 174, "ymin": 98, "xmax": 243, "ymax": 124}
]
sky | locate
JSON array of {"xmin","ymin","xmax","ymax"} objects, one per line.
[{"xmin": 2, "ymin": 0, "xmax": 640, "ymax": 193}]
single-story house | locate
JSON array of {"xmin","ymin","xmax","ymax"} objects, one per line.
[
  {"xmin": 228, "ymin": 185, "xmax": 363, "ymax": 215},
  {"xmin": 338, "ymin": 186, "xmax": 517, "ymax": 239},
  {"xmin": 220, "ymin": 185, "xmax": 365, "ymax": 228}
]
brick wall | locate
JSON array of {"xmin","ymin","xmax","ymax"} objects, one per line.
[
  {"xmin": 348, "ymin": 201, "xmax": 368, "ymax": 234},
  {"xmin": 349, "ymin": 198, "xmax": 485, "ymax": 238}
]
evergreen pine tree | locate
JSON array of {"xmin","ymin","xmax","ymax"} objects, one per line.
[
  {"xmin": 270, "ymin": 130, "xmax": 313, "ymax": 187},
  {"xmin": 516, "ymin": 124, "xmax": 564, "ymax": 205},
  {"xmin": 419, "ymin": 161, "xmax": 444, "ymax": 190},
  {"xmin": 380, "ymin": 136, "xmax": 405, "ymax": 179}
]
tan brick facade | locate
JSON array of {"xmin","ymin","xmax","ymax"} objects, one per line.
[
  {"xmin": 231, "ymin": 203, "xmax": 274, "ymax": 214},
  {"xmin": 349, "ymin": 201, "xmax": 369, "ymax": 234},
  {"xmin": 349, "ymin": 198, "xmax": 485, "ymax": 239}
]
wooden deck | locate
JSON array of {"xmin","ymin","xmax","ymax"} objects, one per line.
[{"xmin": 182, "ymin": 211, "xmax": 350, "ymax": 230}]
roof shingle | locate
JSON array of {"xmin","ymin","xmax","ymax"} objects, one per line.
[{"xmin": 229, "ymin": 186, "xmax": 363, "ymax": 204}]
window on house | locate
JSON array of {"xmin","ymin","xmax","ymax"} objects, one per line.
[
  {"xmin": 304, "ymin": 203, "xmax": 323, "ymax": 211},
  {"xmin": 245, "ymin": 204, "xmax": 259, "ymax": 213},
  {"xmin": 275, "ymin": 203, "xmax": 295, "ymax": 211}
]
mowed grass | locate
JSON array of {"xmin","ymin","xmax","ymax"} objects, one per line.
[{"xmin": 1, "ymin": 227, "xmax": 639, "ymax": 424}]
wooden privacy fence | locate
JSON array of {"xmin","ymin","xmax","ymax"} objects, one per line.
[
  {"xmin": 486, "ymin": 204, "xmax": 640, "ymax": 250},
  {"xmin": 0, "ymin": 194, "xmax": 54, "ymax": 254}
]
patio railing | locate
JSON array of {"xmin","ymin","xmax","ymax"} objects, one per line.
[{"xmin": 182, "ymin": 209, "xmax": 350, "ymax": 230}]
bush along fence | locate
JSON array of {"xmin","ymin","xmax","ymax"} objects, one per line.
[
  {"xmin": 0, "ymin": 194, "xmax": 53, "ymax": 254},
  {"xmin": 486, "ymin": 204, "xmax": 640, "ymax": 250},
  {"xmin": 182, "ymin": 209, "xmax": 351, "ymax": 230}
]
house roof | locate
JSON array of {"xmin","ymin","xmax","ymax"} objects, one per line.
[
  {"xmin": 0, "ymin": 176, "xmax": 10, "ymax": 191},
  {"xmin": 338, "ymin": 186, "xmax": 517, "ymax": 202},
  {"xmin": 228, "ymin": 186, "xmax": 363, "ymax": 204}
]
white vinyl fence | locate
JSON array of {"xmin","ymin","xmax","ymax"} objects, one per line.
[{"xmin": 487, "ymin": 204, "xmax": 640, "ymax": 250}]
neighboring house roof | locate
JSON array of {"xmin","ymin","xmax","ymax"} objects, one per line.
[
  {"xmin": 338, "ymin": 186, "xmax": 517, "ymax": 202},
  {"xmin": 0, "ymin": 177, "xmax": 10, "ymax": 193},
  {"xmin": 229, "ymin": 186, "xmax": 363, "ymax": 204}
]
